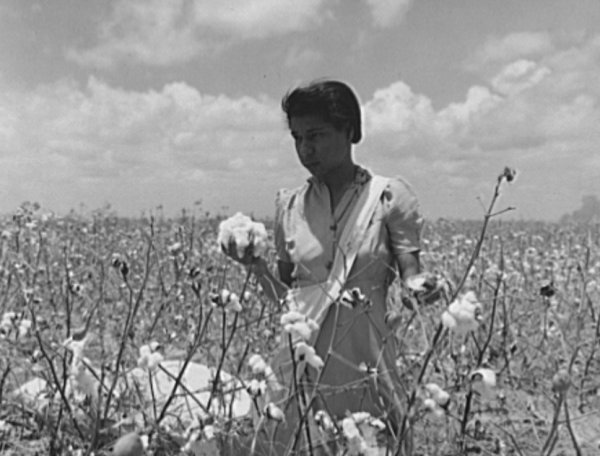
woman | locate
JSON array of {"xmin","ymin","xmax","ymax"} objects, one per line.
[{"xmin": 227, "ymin": 79, "xmax": 423, "ymax": 453}]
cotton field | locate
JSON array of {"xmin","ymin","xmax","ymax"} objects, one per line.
[{"xmin": 1, "ymin": 195, "xmax": 599, "ymax": 455}]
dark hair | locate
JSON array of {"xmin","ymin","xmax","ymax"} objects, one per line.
[{"xmin": 281, "ymin": 79, "xmax": 362, "ymax": 144}]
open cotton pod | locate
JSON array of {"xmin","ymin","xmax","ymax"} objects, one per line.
[
  {"xmin": 442, "ymin": 291, "xmax": 483, "ymax": 335},
  {"xmin": 112, "ymin": 431, "xmax": 145, "ymax": 456},
  {"xmin": 424, "ymin": 383, "xmax": 450, "ymax": 408},
  {"xmin": 470, "ymin": 367, "xmax": 497, "ymax": 399},
  {"xmin": 217, "ymin": 212, "xmax": 268, "ymax": 259}
]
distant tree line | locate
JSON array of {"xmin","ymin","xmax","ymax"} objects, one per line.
[{"xmin": 560, "ymin": 194, "xmax": 600, "ymax": 223}]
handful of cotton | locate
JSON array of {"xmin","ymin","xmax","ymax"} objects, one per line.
[{"xmin": 217, "ymin": 212, "xmax": 268, "ymax": 260}]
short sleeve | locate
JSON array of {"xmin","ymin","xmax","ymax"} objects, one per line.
[
  {"xmin": 274, "ymin": 188, "xmax": 293, "ymax": 263},
  {"xmin": 382, "ymin": 177, "xmax": 423, "ymax": 256}
]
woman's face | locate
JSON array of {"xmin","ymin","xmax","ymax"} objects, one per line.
[{"xmin": 288, "ymin": 115, "xmax": 353, "ymax": 180}]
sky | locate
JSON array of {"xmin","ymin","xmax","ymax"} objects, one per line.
[{"xmin": 1, "ymin": 0, "xmax": 600, "ymax": 221}]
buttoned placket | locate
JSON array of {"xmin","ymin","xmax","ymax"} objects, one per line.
[{"xmin": 325, "ymin": 183, "xmax": 360, "ymax": 271}]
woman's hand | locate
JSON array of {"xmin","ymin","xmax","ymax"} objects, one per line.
[
  {"xmin": 221, "ymin": 239, "xmax": 269, "ymax": 277},
  {"xmin": 221, "ymin": 238, "xmax": 257, "ymax": 265}
]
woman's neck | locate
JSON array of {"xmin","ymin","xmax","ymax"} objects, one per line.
[
  {"xmin": 323, "ymin": 162, "xmax": 357, "ymax": 210},
  {"xmin": 321, "ymin": 162, "xmax": 355, "ymax": 189}
]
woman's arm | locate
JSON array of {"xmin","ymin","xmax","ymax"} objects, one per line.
[
  {"xmin": 383, "ymin": 176, "xmax": 424, "ymax": 283},
  {"xmin": 247, "ymin": 258, "xmax": 291, "ymax": 304},
  {"xmin": 396, "ymin": 251, "xmax": 421, "ymax": 281}
]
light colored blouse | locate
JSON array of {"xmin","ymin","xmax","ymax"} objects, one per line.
[{"xmin": 273, "ymin": 166, "xmax": 423, "ymax": 421}]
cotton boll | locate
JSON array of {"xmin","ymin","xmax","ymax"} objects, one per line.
[
  {"xmin": 281, "ymin": 311, "xmax": 319, "ymax": 341},
  {"xmin": 341, "ymin": 416, "xmax": 368, "ymax": 455},
  {"xmin": 264, "ymin": 403, "xmax": 285, "ymax": 422},
  {"xmin": 314, "ymin": 410, "xmax": 336, "ymax": 433},
  {"xmin": 442, "ymin": 291, "xmax": 482, "ymax": 335},
  {"xmin": 112, "ymin": 431, "xmax": 144, "ymax": 456},
  {"xmin": 280, "ymin": 310, "xmax": 305, "ymax": 325},
  {"xmin": 146, "ymin": 352, "xmax": 163, "ymax": 371},
  {"xmin": 217, "ymin": 212, "xmax": 268, "ymax": 259},
  {"xmin": 424, "ymin": 383, "xmax": 450, "ymax": 407},
  {"xmin": 246, "ymin": 378, "xmax": 267, "ymax": 397},
  {"xmin": 18, "ymin": 319, "xmax": 32, "ymax": 339},
  {"xmin": 470, "ymin": 368, "xmax": 497, "ymax": 399},
  {"xmin": 226, "ymin": 293, "xmax": 242, "ymax": 313},
  {"xmin": 248, "ymin": 354, "xmax": 268, "ymax": 376},
  {"xmin": 284, "ymin": 321, "xmax": 314, "ymax": 342},
  {"xmin": 294, "ymin": 342, "xmax": 324, "ymax": 370}
]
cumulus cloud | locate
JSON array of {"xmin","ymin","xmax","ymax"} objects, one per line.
[
  {"xmin": 67, "ymin": 0, "xmax": 327, "ymax": 68},
  {"xmin": 363, "ymin": 0, "xmax": 414, "ymax": 28},
  {"xmin": 39, "ymin": 78, "xmax": 281, "ymax": 171},
  {"xmin": 360, "ymin": 33, "xmax": 600, "ymax": 219},
  {"xmin": 364, "ymin": 81, "xmax": 434, "ymax": 136},
  {"xmin": 367, "ymin": 34, "xmax": 600, "ymax": 153},
  {"xmin": 3, "ymin": 32, "xmax": 600, "ymax": 220},
  {"xmin": 363, "ymin": 82, "xmax": 502, "ymax": 147},
  {"xmin": 0, "ymin": 77, "xmax": 293, "ymax": 214}
]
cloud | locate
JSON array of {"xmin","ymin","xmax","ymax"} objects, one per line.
[
  {"xmin": 465, "ymin": 31, "xmax": 555, "ymax": 71},
  {"xmin": 364, "ymin": 81, "xmax": 435, "ymax": 136},
  {"xmin": 0, "ymin": 77, "xmax": 293, "ymax": 214},
  {"xmin": 360, "ymin": 33, "xmax": 600, "ymax": 219},
  {"xmin": 190, "ymin": 0, "xmax": 326, "ymax": 38},
  {"xmin": 490, "ymin": 59, "xmax": 552, "ymax": 95},
  {"xmin": 363, "ymin": 0, "xmax": 414, "ymax": 28},
  {"xmin": 283, "ymin": 45, "xmax": 322, "ymax": 69},
  {"xmin": 369, "ymin": 33, "xmax": 600, "ymax": 153},
  {"xmin": 363, "ymin": 82, "xmax": 502, "ymax": 147},
  {"xmin": 3, "ymin": 32, "xmax": 600, "ymax": 220},
  {"xmin": 67, "ymin": 0, "xmax": 327, "ymax": 68},
  {"xmin": 66, "ymin": 0, "xmax": 203, "ymax": 68}
]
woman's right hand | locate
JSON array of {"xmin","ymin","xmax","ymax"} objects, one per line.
[
  {"xmin": 221, "ymin": 239, "xmax": 270, "ymax": 278},
  {"xmin": 221, "ymin": 239, "xmax": 257, "ymax": 265}
]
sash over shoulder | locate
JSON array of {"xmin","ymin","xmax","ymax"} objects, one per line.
[{"xmin": 282, "ymin": 175, "xmax": 390, "ymax": 341}]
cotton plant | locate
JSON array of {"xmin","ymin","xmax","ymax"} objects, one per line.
[
  {"xmin": 469, "ymin": 367, "xmax": 497, "ymax": 400},
  {"xmin": 246, "ymin": 378, "xmax": 267, "ymax": 398},
  {"xmin": 340, "ymin": 412, "xmax": 387, "ymax": 456},
  {"xmin": 441, "ymin": 290, "xmax": 483, "ymax": 336},
  {"xmin": 137, "ymin": 341, "xmax": 164, "ymax": 372},
  {"xmin": 247, "ymin": 353, "xmax": 279, "ymax": 389},
  {"xmin": 293, "ymin": 341, "xmax": 324, "ymax": 370},
  {"xmin": 424, "ymin": 383, "xmax": 451, "ymax": 408},
  {"xmin": 281, "ymin": 310, "xmax": 320, "ymax": 343},
  {"xmin": 314, "ymin": 410, "xmax": 336, "ymax": 434},
  {"xmin": 180, "ymin": 422, "xmax": 218, "ymax": 454},
  {"xmin": 419, "ymin": 383, "xmax": 451, "ymax": 419},
  {"xmin": 0, "ymin": 311, "xmax": 33, "ymax": 340},
  {"xmin": 246, "ymin": 354, "xmax": 272, "ymax": 399},
  {"xmin": 405, "ymin": 271, "xmax": 449, "ymax": 304},
  {"xmin": 62, "ymin": 334, "xmax": 101, "ymax": 406},
  {"xmin": 220, "ymin": 289, "xmax": 242, "ymax": 313},
  {"xmin": 340, "ymin": 287, "xmax": 370, "ymax": 308},
  {"xmin": 280, "ymin": 310, "xmax": 325, "ymax": 386},
  {"xmin": 263, "ymin": 402, "xmax": 285, "ymax": 422},
  {"xmin": 217, "ymin": 212, "xmax": 268, "ymax": 259},
  {"xmin": 246, "ymin": 310, "xmax": 324, "ymax": 426},
  {"xmin": 245, "ymin": 352, "xmax": 281, "ymax": 421}
]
